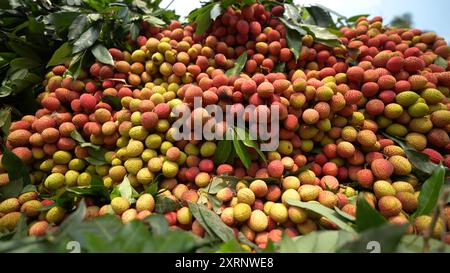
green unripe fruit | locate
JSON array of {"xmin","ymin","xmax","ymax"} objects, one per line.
[
  {"xmin": 0, "ymin": 212, "xmax": 22, "ymax": 231},
  {"xmin": 40, "ymin": 159, "xmax": 54, "ymax": 172},
  {"xmin": 384, "ymin": 103, "xmax": 403, "ymax": 119},
  {"xmin": 160, "ymin": 141, "xmax": 173, "ymax": 155},
  {"xmin": 131, "ymin": 49, "xmax": 146, "ymax": 62},
  {"xmin": 316, "ymin": 86, "xmax": 334, "ymax": 101},
  {"xmin": 157, "ymin": 42, "xmax": 171, "ymax": 53},
  {"xmin": 124, "ymin": 158, "xmax": 143, "ymax": 175},
  {"xmin": 278, "ymin": 140, "xmax": 294, "ymax": 155},
  {"xmin": 126, "ymin": 139, "xmax": 144, "ymax": 157},
  {"xmin": 131, "ymin": 112, "xmax": 142, "ymax": 125},
  {"xmin": 129, "ymin": 126, "xmax": 148, "ymax": 141},
  {"xmin": 396, "ymin": 91, "xmax": 420, "ymax": 107},
  {"xmin": 405, "ymin": 133, "xmax": 427, "ymax": 150},
  {"xmin": 116, "ymin": 137, "xmax": 129, "ymax": 148},
  {"xmin": 408, "ymin": 103, "xmax": 429, "ymax": 118},
  {"xmin": 421, "ymin": 88, "xmax": 444, "ymax": 104},
  {"xmin": 409, "ymin": 117, "xmax": 433, "ymax": 133},
  {"xmin": 269, "ymin": 203, "xmax": 288, "ymax": 223},
  {"xmin": 184, "ymin": 143, "xmax": 199, "ymax": 156},
  {"xmin": 162, "ymin": 161, "xmax": 178, "ymax": 178},
  {"xmin": 44, "ymin": 173, "xmax": 65, "ymax": 190},
  {"xmin": 137, "ymin": 168, "xmax": 153, "ymax": 184},
  {"xmin": 376, "ymin": 116, "xmax": 393, "ymax": 128},
  {"xmin": 46, "ymin": 206, "xmax": 65, "ymax": 223},
  {"xmin": 95, "ymin": 165, "xmax": 109, "ymax": 176},
  {"xmin": 142, "ymin": 149, "xmax": 157, "ymax": 162},
  {"xmin": 373, "ymin": 180, "xmax": 396, "ymax": 199},
  {"xmin": 68, "ymin": 158, "xmax": 85, "ymax": 171},
  {"xmin": 386, "ymin": 123, "xmax": 408, "ymax": 137},
  {"xmin": 77, "ymin": 172, "xmax": 92, "ymax": 186},
  {"xmin": 300, "ymin": 139, "xmax": 314, "ymax": 152},
  {"xmin": 145, "ymin": 134, "xmax": 162, "ymax": 149},
  {"xmin": 200, "ymin": 141, "xmax": 217, "ymax": 157},
  {"xmin": 156, "ymin": 119, "xmax": 170, "ymax": 133},
  {"xmin": 65, "ymin": 170, "xmax": 79, "ymax": 187},
  {"xmin": 111, "ymin": 197, "xmax": 130, "ymax": 215},
  {"xmin": 53, "ymin": 151, "xmax": 72, "ymax": 164},
  {"xmin": 233, "ymin": 203, "xmax": 252, "ymax": 222}
]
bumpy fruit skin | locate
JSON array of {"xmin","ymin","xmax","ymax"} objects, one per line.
[
  {"xmin": 378, "ymin": 196, "xmax": 402, "ymax": 218},
  {"xmin": 237, "ymin": 188, "xmax": 256, "ymax": 205},
  {"xmin": 269, "ymin": 203, "xmax": 288, "ymax": 223},
  {"xmin": 20, "ymin": 200, "xmax": 42, "ymax": 217},
  {"xmin": 298, "ymin": 185, "xmax": 320, "ymax": 201},
  {"xmin": 373, "ymin": 180, "xmax": 396, "ymax": 198},
  {"xmin": 233, "ymin": 203, "xmax": 252, "ymax": 222},
  {"xmin": 395, "ymin": 192, "xmax": 417, "ymax": 213},
  {"xmin": 371, "ymin": 159, "xmax": 394, "ymax": 180},
  {"xmin": 136, "ymin": 194, "xmax": 155, "ymax": 212},
  {"xmin": 288, "ymin": 207, "xmax": 308, "ymax": 224},
  {"xmin": 0, "ymin": 198, "xmax": 20, "ymax": 214},
  {"xmin": 44, "ymin": 173, "xmax": 65, "ymax": 190},
  {"xmin": 29, "ymin": 221, "xmax": 49, "ymax": 236},
  {"xmin": 388, "ymin": 156, "xmax": 412, "ymax": 175},
  {"xmin": 248, "ymin": 210, "xmax": 268, "ymax": 232},
  {"xmin": 111, "ymin": 197, "xmax": 130, "ymax": 215},
  {"xmin": 122, "ymin": 209, "xmax": 137, "ymax": 224},
  {"xmin": 0, "ymin": 212, "xmax": 22, "ymax": 231},
  {"xmin": 46, "ymin": 206, "xmax": 65, "ymax": 224}
]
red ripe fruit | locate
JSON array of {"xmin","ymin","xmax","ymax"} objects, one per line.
[
  {"xmin": 371, "ymin": 159, "xmax": 394, "ymax": 180},
  {"xmin": 404, "ymin": 56, "xmax": 425, "ymax": 73}
]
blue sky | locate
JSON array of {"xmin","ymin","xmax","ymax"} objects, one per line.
[{"xmin": 160, "ymin": 0, "xmax": 450, "ymax": 41}]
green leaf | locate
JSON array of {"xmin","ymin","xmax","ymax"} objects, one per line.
[
  {"xmin": 145, "ymin": 214, "xmax": 169, "ymax": 236},
  {"xmin": 91, "ymin": 44, "xmax": 114, "ymax": 66},
  {"xmin": 283, "ymin": 4, "xmax": 301, "ymax": 22},
  {"xmin": 70, "ymin": 130, "xmax": 101, "ymax": 150},
  {"xmin": 154, "ymin": 196, "xmax": 180, "ymax": 214},
  {"xmin": 0, "ymin": 147, "xmax": 31, "ymax": 198},
  {"xmin": 7, "ymin": 41, "xmax": 40, "ymax": 61},
  {"xmin": 434, "ymin": 56, "xmax": 448, "ymax": 70},
  {"xmin": 305, "ymin": 6, "xmax": 335, "ymax": 28},
  {"xmin": 285, "ymin": 162, "xmax": 313, "ymax": 176},
  {"xmin": 10, "ymin": 58, "xmax": 40, "ymax": 69},
  {"xmin": 55, "ymin": 200, "xmax": 86, "ymax": 238},
  {"xmin": 300, "ymin": 24, "xmax": 340, "ymax": 42},
  {"xmin": 217, "ymin": 239, "xmax": 247, "ymax": 253},
  {"xmin": 102, "ymin": 95, "xmax": 122, "ymax": 111},
  {"xmin": 47, "ymin": 11, "xmax": 80, "ymax": 33},
  {"xmin": 234, "ymin": 127, "xmax": 266, "ymax": 162},
  {"xmin": 286, "ymin": 199, "xmax": 355, "ymax": 233},
  {"xmin": 142, "ymin": 15, "xmax": 166, "ymax": 27},
  {"xmin": 68, "ymin": 14, "xmax": 89, "ymax": 41},
  {"xmin": 274, "ymin": 62, "xmax": 286, "ymax": 73},
  {"xmin": 206, "ymin": 176, "xmax": 229, "ymax": 194},
  {"xmin": 232, "ymin": 137, "xmax": 251, "ymax": 169},
  {"xmin": 278, "ymin": 231, "xmax": 355, "ymax": 253},
  {"xmin": 0, "ymin": 107, "xmax": 11, "ymax": 135},
  {"xmin": 129, "ymin": 22, "xmax": 140, "ymax": 41},
  {"xmin": 12, "ymin": 215, "xmax": 28, "ymax": 240},
  {"xmin": 188, "ymin": 202, "xmax": 235, "ymax": 242},
  {"xmin": 73, "ymin": 24, "xmax": 101, "ymax": 54},
  {"xmin": 285, "ymin": 27, "xmax": 302, "ymax": 60},
  {"xmin": 21, "ymin": 185, "xmax": 37, "ymax": 194},
  {"xmin": 334, "ymin": 206, "xmax": 356, "ymax": 222},
  {"xmin": 347, "ymin": 14, "xmax": 370, "ymax": 23},
  {"xmin": 225, "ymin": 51, "xmax": 248, "ymax": 76},
  {"xmin": 398, "ymin": 234, "xmax": 450, "ymax": 253},
  {"xmin": 339, "ymin": 224, "xmax": 409, "ymax": 253},
  {"xmin": 47, "ymin": 42, "xmax": 73, "ymax": 67},
  {"xmin": 355, "ymin": 193, "xmax": 387, "ymax": 232},
  {"xmin": 415, "ymin": 163, "xmax": 445, "ymax": 216},
  {"xmin": 214, "ymin": 140, "xmax": 233, "ymax": 166},
  {"xmin": 194, "ymin": 7, "xmax": 212, "ymax": 35}
]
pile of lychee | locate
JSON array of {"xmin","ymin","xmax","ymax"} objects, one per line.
[{"xmin": 1, "ymin": 3, "xmax": 450, "ymax": 247}]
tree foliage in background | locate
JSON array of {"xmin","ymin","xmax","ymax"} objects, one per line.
[{"xmin": 390, "ymin": 12, "xmax": 413, "ymax": 28}]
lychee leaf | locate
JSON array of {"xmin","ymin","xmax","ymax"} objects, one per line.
[
  {"xmin": 304, "ymin": 5, "xmax": 336, "ymax": 28},
  {"xmin": 144, "ymin": 214, "xmax": 169, "ymax": 236},
  {"xmin": 347, "ymin": 14, "xmax": 370, "ymax": 23},
  {"xmin": 73, "ymin": 24, "xmax": 101, "ymax": 54},
  {"xmin": 102, "ymin": 95, "xmax": 122, "ymax": 111},
  {"xmin": 284, "ymin": 27, "xmax": 302, "ymax": 60},
  {"xmin": 188, "ymin": 202, "xmax": 235, "ymax": 242},
  {"xmin": 0, "ymin": 107, "xmax": 11, "ymax": 135},
  {"xmin": 194, "ymin": 6, "xmax": 213, "ymax": 35},
  {"xmin": 55, "ymin": 200, "xmax": 86, "ymax": 238},
  {"xmin": 287, "ymin": 199, "xmax": 355, "ymax": 233},
  {"xmin": 415, "ymin": 163, "xmax": 445, "ymax": 217},
  {"xmin": 338, "ymin": 223, "xmax": 409, "ymax": 253},
  {"xmin": 91, "ymin": 44, "xmax": 114, "ymax": 66},
  {"xmin": 214, "ymin": 140, "xmax": 233, "ymax": 166},
  {"xmin": 232, "ymin": 137, "xmax": 251, "ymax": 169},
  {"xmin": 225, "ymin": 51, "xmax": 248, "ymax": 77},
  {"xmin": 209, "ymin": 3, "xmax": 222, "ymax": 20},
  {"xmin": 355, "ymin": 193, "xmax": 386, "ymax": 232},
  {"xmin": 154, "ymin": 196, "xmax": 180, "ymax": 213},
  {"xmin": 47, "ymin": 42, "xmax": 73, "ymax": 67},
  {"xmin": 279, "ymin": 231, "xmax": 354, "ymax": 253},
  {"xmin": 234, "ymin": 126, "xmax": 266, "ymax": 162}
]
